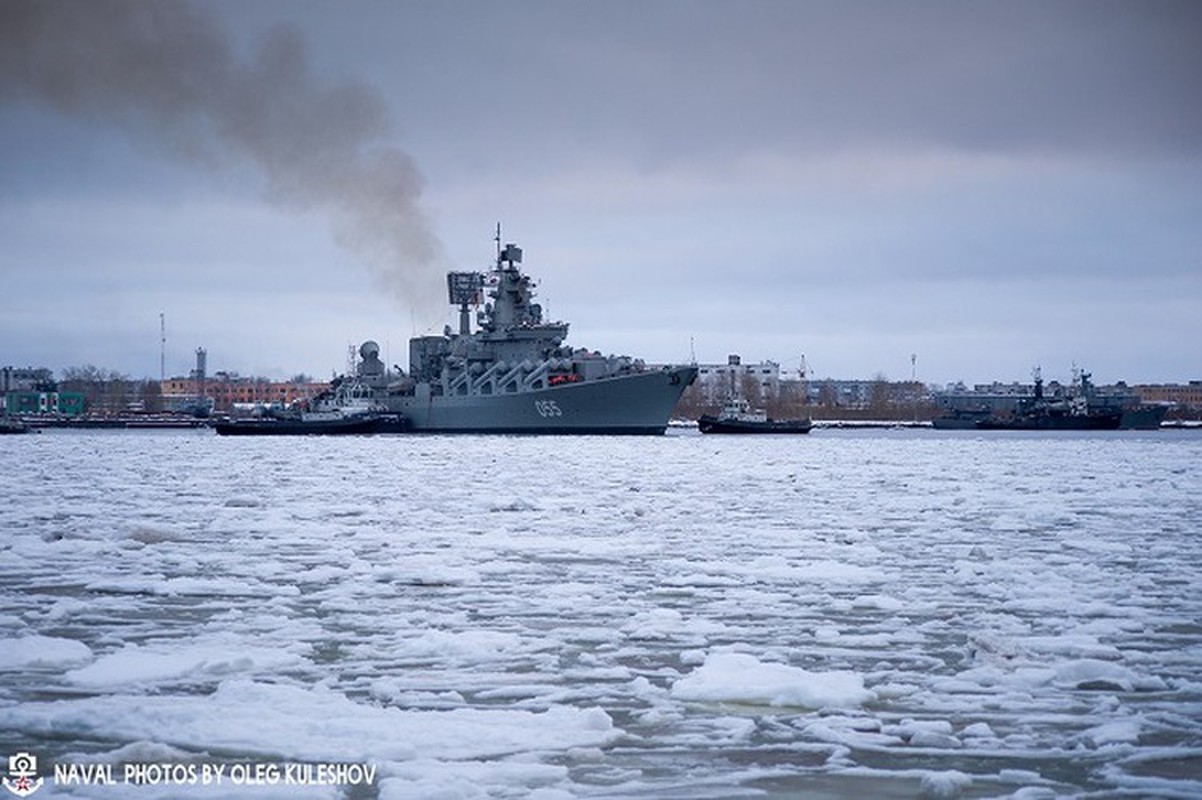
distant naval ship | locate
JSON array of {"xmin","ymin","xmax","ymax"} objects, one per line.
[
  {"xmin": 932, "ymin": 368, "xmax": 1163, "ymax": 430},
  {"xmin": 345, "ymin": 234, "xmax": 697, "ymax": 434}
]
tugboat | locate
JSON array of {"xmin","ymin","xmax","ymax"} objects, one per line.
[
  {"xmin": 213, "ymin": 373, "xmax": 406, "ymax": 436},
  {"xmin": 339, "ymin": 230, "xmax": 698, "ymax": 434},
  {"xmin": 698, "ymin": 397, "xmax": 814, "ymax": 434}
]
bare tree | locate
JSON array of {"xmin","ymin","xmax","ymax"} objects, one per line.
[
  {"xmin": 738, "ymin": 372, "xmax": 762, "ymax": 407},
  {"xmin": 60, "ymin": 365, "xmax": 131, "ymax": 415},
  {"xmin": 868, "ymin": 373, "xmax": 892, "ymax": 416},
  {"xmin": 139, "ymin": 379, "xmax": 163, "ymax": 413},
  {"xmin": 672, "ymin": 379, "xmax": 709, "ymax": 419},
  {"xmin": 767, "ymin": 381, "xmax": 806, "ymax": 419},
  {"xmin": 817, "ymin": 380, "xmax": 837, "ymax": 410}
]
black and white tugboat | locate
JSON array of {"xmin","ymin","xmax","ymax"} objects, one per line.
[
  {"xmin": 697, "ymin": 397, "xmax": 814, "ymax": 434},
  {"xmin": 213, "ymin": 371, "xmax": 407, "ymax": 436}
]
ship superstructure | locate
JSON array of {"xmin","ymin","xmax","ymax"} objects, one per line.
[{"xmin": 352, "ymin": 236, "xmax": 697, "ymax": 433}]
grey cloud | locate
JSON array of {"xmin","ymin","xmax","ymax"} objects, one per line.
[
  {"xmin": 0, "ymin": 0, "xmax": 443, "ymax": 307},
  {"xmin": 345, "ymin": 0, "xmax": 1202, "ymax": 166}
]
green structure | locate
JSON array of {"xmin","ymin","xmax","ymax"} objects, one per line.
[{"xmin": 4, "ymin": 391, "xmax": 85, "ymax": 416}]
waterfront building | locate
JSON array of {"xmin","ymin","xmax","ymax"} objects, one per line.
[
  {"xmin": 695, "ymin": 355, "xmax": 781, "ymax": 402},
  {"xmin": 1, "ymin": 366, "xmax": 55, "ymax": 394},
  {"xmin": 160, "ymin": 373, "xmax": 330, "ymax": 413},
  {"xmin": 1132, "ymin": 381, "xmax": 1202, "ymax": 411},
  {"xmin": 4, "ymin": 390, "xmax": 86, "ymax": 416},
  {"xmin": 2, "ymin": 366, "xmax": 84, "ymax": 416}
]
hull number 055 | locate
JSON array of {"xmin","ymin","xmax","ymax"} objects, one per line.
[{"xmin": 534, "ymin": 400, "xmax": 563, "ymax": 418}]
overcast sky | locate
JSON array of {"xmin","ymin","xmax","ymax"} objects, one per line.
[{"xmin": 2, "ymin": 0, "xmax": 1199, "ymax": 385}]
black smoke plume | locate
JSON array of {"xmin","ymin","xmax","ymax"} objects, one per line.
[{"xmin": 1, "ymin": 0, "xmax": 443, "ymax": 306}]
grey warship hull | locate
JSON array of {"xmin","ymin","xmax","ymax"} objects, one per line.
[{"xmin": 385, "ymin": 367, "xmax": 696, "ymax": 434}]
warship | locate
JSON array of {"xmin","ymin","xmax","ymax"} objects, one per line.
[
  {"xmin": 934, "ymin": 369, "xmax": 1123, "ymax": 430},
  {"xmin": 344, "ymin": 235, "xmax": 697, "ymax": 434}
]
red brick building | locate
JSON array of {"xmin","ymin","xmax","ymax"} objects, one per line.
[{"xmin": 161, "ymin": 374, "xmax": 329, "ymax": 413}]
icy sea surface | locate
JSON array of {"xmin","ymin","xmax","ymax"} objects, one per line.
[{"xmin": 2, "ymin": 428, "xmax": 1201, "ymax": 799}]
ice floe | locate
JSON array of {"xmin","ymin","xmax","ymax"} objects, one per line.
[
  {"xmin": 0, "ymin": 428, "xmax": 1199, "ymax": 797},
  {"xmin": 671, "ymin": 651, "xmax": 876, "ymax": 708},
  {"xmin": 0, "ymin": 634, "xmax": 93, "ymax": 670}
]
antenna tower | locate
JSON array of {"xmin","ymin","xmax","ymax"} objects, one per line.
[
  {"xmin": 159, "ymin": 313, "xmax": 166, "ymax": 383},
  {"xmin": 800, "ymin": 354, "xmax": 809, "ymax": 407}
]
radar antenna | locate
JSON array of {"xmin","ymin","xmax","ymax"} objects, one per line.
[{"xmin": 447, "ymin": 271, "xmax": 484, "ymax": 334}]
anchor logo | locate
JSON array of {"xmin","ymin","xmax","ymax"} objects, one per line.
[{"xmin": 3, "ymin": 753, "xmax": 43, "ymax": 798}]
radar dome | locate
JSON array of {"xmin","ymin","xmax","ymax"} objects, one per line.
[{"xmin": 360, "ymin": 340, "xmax": 381, "ymax": 359}]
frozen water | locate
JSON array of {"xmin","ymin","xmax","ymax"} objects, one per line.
[
  {"xmin": 1, "ymin": 427, "xmax": 1201, "ymax": 798},
  {"xmin": 0, "ymin": 635, "xmax": 92, "ymax": 670},
  {"xmin": 670, "ymin": 651, "xmax": 875, "ymax": 708}
]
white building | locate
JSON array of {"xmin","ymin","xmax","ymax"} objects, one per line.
[{"xmin": 695, "ymin": 355, "xmax": 781, "ymax": 400}]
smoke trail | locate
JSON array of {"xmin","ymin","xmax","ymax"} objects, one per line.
[{"xmin": 0, "ymin": 0, "xmax": 443, "ymax": 307}]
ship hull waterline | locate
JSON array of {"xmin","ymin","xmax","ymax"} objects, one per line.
[
  {"xmin": 697, "ymin": 417, "xmax": 814, "ymax": 434},
  {"xmin": 973, "ymin": 412, "xmax": 1122, "ymax": 431},
  {"xmin": 384, "ymin": 366, "xmax": 697, "ymax": 435},
  {"xmin": 213, "ymin": 415, "xmax": 406, "ymax": 436}
]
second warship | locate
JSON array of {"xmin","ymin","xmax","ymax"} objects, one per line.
[
  {"xmin": 344, "ymin": 235, "xmax": 697, "ymax": 434},
  {"xmin": 933, "ymin": 368, "xmax": 1140, "ymax": 430}
]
